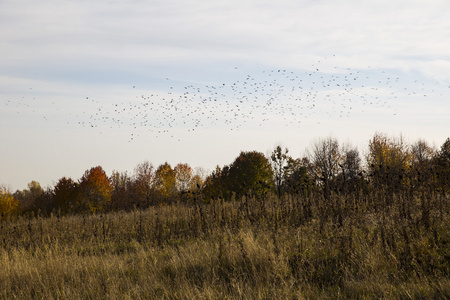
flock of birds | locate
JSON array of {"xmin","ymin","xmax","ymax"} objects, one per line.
[{"xmin": 3, "ymin": 57, "xmax": 447, "ymax": 142}]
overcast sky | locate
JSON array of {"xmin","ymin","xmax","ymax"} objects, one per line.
[{"xmin": 1, "ymin": 0, "xmax": 450, "ymax": 191}]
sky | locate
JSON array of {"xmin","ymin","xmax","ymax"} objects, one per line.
[{"xmin": 1, "ymin": 0, "xmax": 450, "ymax": 191}]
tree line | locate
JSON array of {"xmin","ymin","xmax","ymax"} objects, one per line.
[{"xmin": 1, "ymin": 132, "xmax": 449, "ymax": 216}]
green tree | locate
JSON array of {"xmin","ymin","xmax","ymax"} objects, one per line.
[
  {"xmin": 53, "ymin": 177, "xmax": 78, "ymax": 214},
  {"xmin": 202, "ymin": 165, "xmax": 230, "ymax": 201},
  {"xmin": 434, "ymin": 138, "xmax": 450, "ymax": 192},
  {"xmin": 14, "ymin": 181, "xmax": 45, "ymax": 213},
  {"xmin": 283, "ymin": 157, "xmax": 312, "ymax": 195},
  {"xmin": 227, "ymin": 151, "xmax": 275, "ymax": 199}
]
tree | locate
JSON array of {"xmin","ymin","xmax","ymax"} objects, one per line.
[
  {"xmin": 154, "ymin": 162, "xmax": 177, "ymax": 202},
  {"xmin": 110, "ymin": 170, "xmax": 132, "ymax": 211},
  {"xmin": 77, "ymin": 166, "xmax": 113, "ymax": 213},
  {"xmin": 53, "ymin": 177, "xmax": 78, "ymax": 214},
  {"xmin": 410, "ymin": 139, "xmax": 435, "ymax": 188},
  {"xmin": 186, "ymin": 168, "xmax": 205, "ymax": 203},
  {"xmin": 434, "ymin": 138, "xmax": 450, "ymax": 191},
  {"xmin": 366, "ymin": 133, "xmax": 411, "ymax": 192},
  {"xmin": 270, "ymin": 145, "xmax": 290, "ymax": 197},
  {"xmin": 132, "ymin": 161, "xmax": 156, "ymax": 207},
  {"xmin": 189, "ymin": 174, "xmax": 203, "ymax": 191},
  {"xmin": 341, "ymin": 146, "xmax": 361, "ymax": 180},
  {"xmin": 227, "ymin": 151, "xmax": 275, "ymax": 199},
  {"xmin": 174, "ymin": 163, "xmax": 193, "ymax": 192},
  {"xmin": 307, "ymin": 137, "xmax": 342, "ymax": 196},
  {"xmin": 14, "ymin": 181, "xmax": 45, "ymax": 213},
  {"xmin": 202, "ymin": 165, "xmax": 230, "ymax": 201},
  {"xmin": 336, "ymin": 145, "xmax": 365, "ymax": 193},
  {"xmin": 283, "ymin": 157, "xmax": 312, "ymax": 195},
  {"xmin": 190, "ymin": 167, "xmax": 206, "ymax": 191},
  {"xmin": 0, "ymin": 186, "xmax": 20, "ymax": 216}
]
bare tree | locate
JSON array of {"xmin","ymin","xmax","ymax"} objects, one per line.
[
  {"xmin": 338, "ymin": 144, "xmax": 363, "ymax": 193},
  {"xmin": 411, "ymin": 139, "xmax": 435, "ymax": 186},
  {"xmin": 270, "ymin": 145, "xmax": 290, "ymax": 197},
  {"xmin": 133, "ymin": 161, "xmax": 155, "ymax": 206},
  {"xmin": 411, "ymin": 140, "xmax": 434, "ymax": 165},
  {"xmin": 307, "ymin": 136, "xmax": 342, "ymax": 196}
]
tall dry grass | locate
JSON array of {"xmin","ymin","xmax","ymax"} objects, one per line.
[{"xmin": 0, "ymin": 189, "xmax": 449, "ymax": 299}]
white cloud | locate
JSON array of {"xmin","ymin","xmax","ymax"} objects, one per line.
[{"xmin": 2, "ymin": 0, "xmax": 449, "ymax": 68}]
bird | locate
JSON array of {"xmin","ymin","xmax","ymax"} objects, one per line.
[{"xmin": 9, "ymin": 55, "xmax": 442, "ymax": 142}]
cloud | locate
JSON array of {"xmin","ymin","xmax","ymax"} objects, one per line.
[{"xmin": 2, "ymin": 0, "xmax": 449, "ymax": 68}]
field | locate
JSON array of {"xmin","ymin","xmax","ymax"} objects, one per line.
[{"xmin": 1, "ymin": 190, "xmax": 449, "ymax": 299}]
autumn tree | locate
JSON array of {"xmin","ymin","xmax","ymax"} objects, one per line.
[
  {"xmin": 154, "ymin": 162, "xmax": 176, "ymax": 202},
  {"xmin": 183, "ymin": 167, "xmax": 204, "ymax": 204},
  {"xmin": 227, "ymin": 151, "xmax": 275, "ymax": 199},
  {"xmin": 0, "ymin": 186, "xmax": 21, "ymax": 216},
  {"xmin": 53, "ymin": 177, "xmax": 78, "ymax": 214},
  {"xmin": 202, "ymin": 165, "xmax": 230, "ymax": 201},
  {"xmin": 366, "ymin": 133, "xmax": 411, "ymax": 192},
  {"xmin": 174, "ymin": 163, "xmax": 193, "ymax": 192},
  {"xmin": 13, "ymin": 181, "xmax": 48, "ymax": 213},
  {"xmin": 77, "ymin": 166, "xmax": 113, "ymax": 213},
  {"xmin": 190, "ymin": 167, "xmax": 206, "ymax": 191}
]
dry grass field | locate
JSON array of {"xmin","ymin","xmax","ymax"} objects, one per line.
[{"xmin": 1, "ymin": 190, "xmax": 449, "ymax": 299}]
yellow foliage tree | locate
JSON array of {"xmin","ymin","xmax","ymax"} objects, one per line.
[
  {"xmin": 202, "ymin": 165, "xmax": 230, "ymax": 201},
  {"xmin": 174, "ymin": 163, "xmax": 193, "ymax": 192},
  {"xmin": 0, "ymin": 186, "xmax": 20, "ymax": 216},
  {"xmin": 366, "ymin": 133, "xmax": 412, "ymax": 191},
  {"xmin": 154, "ymin": 162, "xmax": 176, "ymax": 202}
]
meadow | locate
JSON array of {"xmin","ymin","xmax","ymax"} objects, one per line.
[{"xmin": 1, "ymin": 189, "xmax": 449, "ymax": 299}]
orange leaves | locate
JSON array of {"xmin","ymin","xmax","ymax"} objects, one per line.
[{"xmin": 77, "ymin": 166, "xmax": 113, "ymax": 213}]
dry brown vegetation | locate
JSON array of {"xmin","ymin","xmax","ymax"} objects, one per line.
[{"xmin": 1, "ymin": 188, "xmax": 449, "ymax": 299}]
